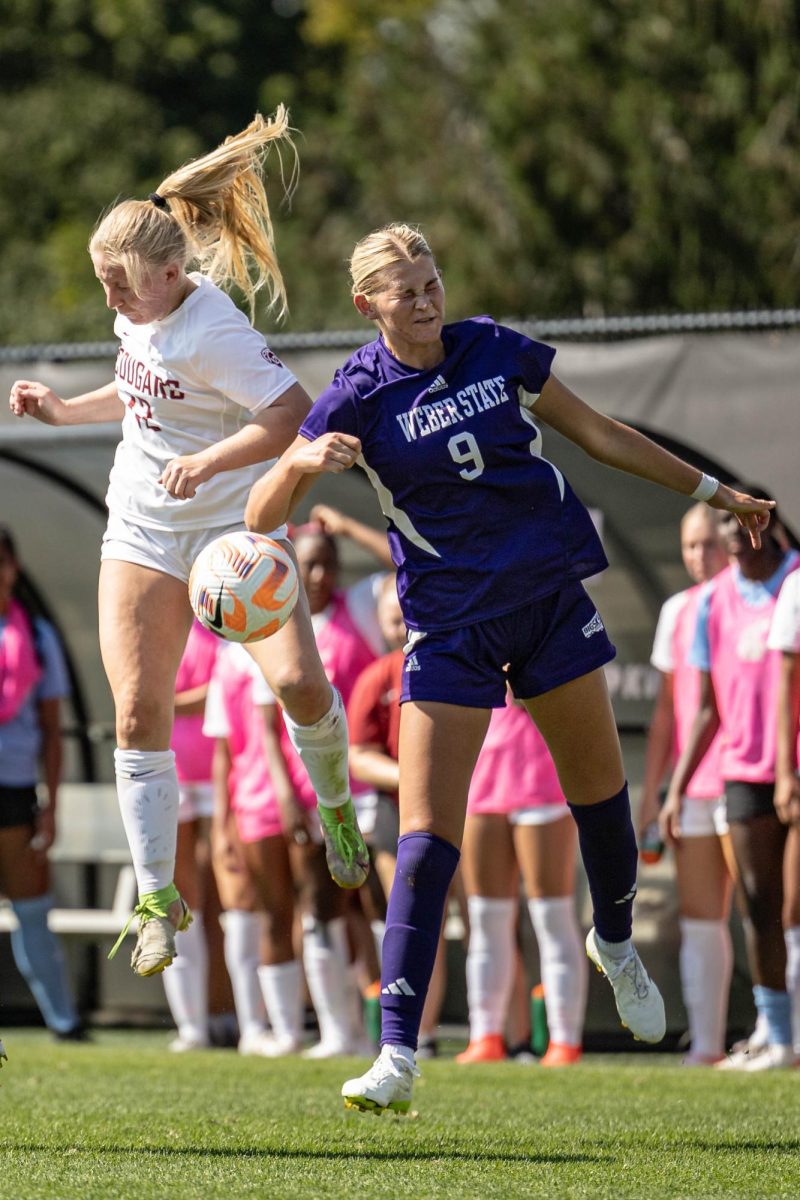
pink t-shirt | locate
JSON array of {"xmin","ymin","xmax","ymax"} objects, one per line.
[
  {"xmin": 652, "ymin": 586, "xmax": 724, "ymax": 799},
  {"xmin": 171, "ymin": 620, "xmax": 220, "ymax": 784},
  {"xmin": 695, "ymin": 555, "xmax": 800, "ymax": 783},
  {"xmin": 467, "ymin": 696, "xmax": 565, "ymax": 815},
  {"xmin": 203, "ymin": 644, "xmax": 283, "ymax": 843},
  {"xmin": 279, "ymin": 591, "xmax": 377, "ymax": 810}
]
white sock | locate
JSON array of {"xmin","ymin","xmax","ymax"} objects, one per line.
[
  {"xmin": 785, "ymin": 925, "xmax": 800, "ymax": 1055},
  {"xmin": 258, "ymin": 960, "xmax": 304, "ymax": 1045},
  {"xmin": 282, "ymin": 689, "xmax": 350, "ymax": 807},
  {"xmin": 465, "ymin": 896, "xmax": 516, "ymax": 1041},
  {"xmin": 114, "ymin": 748, "xmax": 179, "ymax": 895},
  {"xmin": 302, "ymin": 915, "xmax": 355, "ymax": 1046},
  {"xmin": 223, "ymin": 909, "xmax": 267, "ymax": 1043},
  {"xmin": 679, "ymin": 917, "xmax": 733, "ymax": 1059},
  {"xmin": 528, "ymin": 896, "xmax": 587, "ymax": 1047},
  {"xmin": 371, "ymin": 919, "xmax": 386, "ymax": 960},
  {"xmin": 161, "ymin": 913, "xmax": 208, "ymax": 1045}
]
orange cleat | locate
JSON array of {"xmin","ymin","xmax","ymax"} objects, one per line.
[
  {"xmin": 455, "ymin": 1034, "xmax": 507, "ymax": 1064},
  {"xmin": 540, "ymin": 1042, "xmax": 582, "ymax": 1068}
]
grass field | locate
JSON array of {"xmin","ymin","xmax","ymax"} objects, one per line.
[{"xmin": 1, "ymin": 1031, "xmax": 798, "ymax": 1200}]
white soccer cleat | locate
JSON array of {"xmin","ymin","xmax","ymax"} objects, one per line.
[
  {"xmin": 168, "ymin": 1034, "xmax": 209, "ymax": 1053},
  {"xmin": 0, "ymin": 1037, "xmax": 6, "ymax": 1067},
  {"xmin": 733, "ymin": 1043, "xmax": 797, "ymax": 1072},
  {"xmin": 715, "ymin": 1041, "xmax": 768, "ymax": 1071},
  {"xmin": 341, "ymin": 1045, "xmax": 419, "ymax": 1114},
  {"xmin": 586, "ymin": 927, "xmax": 666, "ymax": 1044},
  {"xmin": 238, "ymin": 1030, "xmax": 302, "ymax": 1058}
]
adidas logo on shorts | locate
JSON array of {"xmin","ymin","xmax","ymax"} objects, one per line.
[
  {"xmin": 427, "ymin": 374, "xmax": 448, "ymax": 394},
  {"xmin": 404, "ymin": 653, "xmax": 421, "ymax": 672},
  {"xmin": 582, "ymin": 611, "xmax": 605, "ymax": 639}
]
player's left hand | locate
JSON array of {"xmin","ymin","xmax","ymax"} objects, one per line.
[
  {"xmin": 31, "ymin": 806, "xmax": 56, "ymax": 854},
  {"xmin": 159, "ymin": 453, "xmax": 213, "ymax": 499},
  {"xmin": 709, "ymin": 485, "xmax": 775, "ymax": 549}
]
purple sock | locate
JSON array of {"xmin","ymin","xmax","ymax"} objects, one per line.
[
  {"xmin": 568, "ymin": 783, "xmax": 638, "ymax": 944},
  {"xmin": 380, "ymin": 832, "xmax": 460, "ymax": 1050}
]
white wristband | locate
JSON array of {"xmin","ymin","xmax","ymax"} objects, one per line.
[{"xmin": 691, "ymin": 473, "xmax": 719, "ymax": 502}]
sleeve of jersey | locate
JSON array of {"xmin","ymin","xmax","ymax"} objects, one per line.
[
  {"xmin": 346, "ymin": 662, "xmax": 385, "ymax": 747},
  {"xmin": 650, "ymin": 593, "xmax": 685, "ymax": 673},
  {"xmin": 687, "ymin": 585, "xmax": 714, "ymax": 672},
  {"xmin": 767, "ymin": 572, "xmax": 800, "ymax": 652},
  {"xmin": 195, "ymin": 316, "xmax": 298, "ymax": 414},
  {"xmin": 201, "ymin": 674, "xmax": 231, "ymax": 739},
  {"xmin": 495, "ymin": 326, "xmax": 556, "ymax": 399},
  {"xmin": 36, "ymin": 621, "xmax": 70, "ymax": 701},
  {"xmin": 299, "ymin": 374, "xmax": 360, "ymax": 442}
]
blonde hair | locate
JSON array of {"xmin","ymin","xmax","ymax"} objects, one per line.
[
  {"xmin": 89, "ymin": 107, "xmax": 297, "ymax": 320},
  {"xmin": 349, "ymin": 223, "xmax": 435, "ymax": 298}
]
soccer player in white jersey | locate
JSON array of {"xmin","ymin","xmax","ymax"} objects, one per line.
[
  {"xmin": 245, "ymin": 223, "xmax": 775, "ymax": 1114},
  {"xmin": 8, "ymin": 109, "xmax": 369, "ymax": 980}
]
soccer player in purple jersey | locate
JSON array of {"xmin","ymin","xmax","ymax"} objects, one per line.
[{"xmin": 245, "ymin": 223, "xmax": 774, "ymax": 1113}]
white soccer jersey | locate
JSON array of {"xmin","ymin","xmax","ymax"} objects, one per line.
[
  {"xmin": 106, "ymin": 274, "xmax": 298, "ymax": 531},
  {"xmin": 768, "ymin": 569, "xmax": 800, "ymax": 653}
]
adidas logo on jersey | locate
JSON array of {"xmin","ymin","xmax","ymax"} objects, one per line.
[
  {"xmin": 427, "ymin": 374, "xmax": 448, "ymax": 394},
  {"xmin": 582, "ymin": 611, "xmax": 605, "ymax": 639},
  {"xmin": 382, "ymin": 977, "xmax": 416, "ymax": 996},
  {"xmin": 404, "ymin": 653, "xmax": 421, "ymax": 672}
]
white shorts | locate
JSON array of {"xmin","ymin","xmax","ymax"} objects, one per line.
[
  {"xmin": 178, "ymin": 782, "xmax": 215, "ymax": 824},
  {"xmin": 101, "ymin": 512, "xmax": 289, "ymax": 584},
  {"xmin": 679, "ymin": 794, "xmax": 729, "ymax": 838},
  {"xmin": 508, "ymin": 804, "xmax": 570, "ymax": 827}
]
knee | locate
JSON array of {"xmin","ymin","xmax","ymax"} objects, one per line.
[
  {"xmin": 270, "ymin": 672, "xmax": 332, "ymax": 725},
  {"xmin": 115, "ymin": 690, "xmax": 171, "ymax": 747}
]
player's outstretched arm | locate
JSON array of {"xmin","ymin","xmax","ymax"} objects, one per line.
[
  {"xmin": 310, "ymin": 503, "xmax": 393, "ymax": 568},
  {"xmin": 9, "ymin": 380, "xmax": 123, "ymax": 426},
  {"xmin": 245, "ymin": 431, "xmax": 362, "ymax": 533},
  {"xmin": 535, "ymin": 373, "xmax": 774, "ymax": 547}
]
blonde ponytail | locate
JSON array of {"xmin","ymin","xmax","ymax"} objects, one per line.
[{"xmin": 89, "ymin": 107, "xmax": 297, "ymax": 321}]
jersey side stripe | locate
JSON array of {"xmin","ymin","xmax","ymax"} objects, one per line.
[
  {"xmin": 519, "ymin": 405, "xmax": 565, "ymax": 500},
  {"xmin": 356, "ymin": 454, "xmax": 441, "ymax": 558}
]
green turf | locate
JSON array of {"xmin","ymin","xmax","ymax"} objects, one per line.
[{"xmin": 0, "ymin": 1031, "xmax": 797, "ymax": 1199}]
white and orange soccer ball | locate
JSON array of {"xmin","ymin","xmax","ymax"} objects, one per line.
[{"xmin": 189, "ymin": 531, "xmax": 299, "ymax": 643}]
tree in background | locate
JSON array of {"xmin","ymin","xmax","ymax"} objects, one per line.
[{"xmin": 1, "ymin": 0, "xmax": 799, "ymax": 343}]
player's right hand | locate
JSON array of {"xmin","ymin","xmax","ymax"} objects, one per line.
[
  {"xmin": 9, "ymin": 380, "xmax": 66, "ymax": 425},
  {"xmin": 290, "ymin": 432, "xmax": 361, "ymax": 475}
]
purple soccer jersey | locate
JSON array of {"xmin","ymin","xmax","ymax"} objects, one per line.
[{"xmin": 300, "ymin": 317, "xmax": 607, "ymax": 632}]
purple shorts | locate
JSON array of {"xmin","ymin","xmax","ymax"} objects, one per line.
[{"xmin": 399, "ymin": 581, "xmax": 616, "ymax": 709}]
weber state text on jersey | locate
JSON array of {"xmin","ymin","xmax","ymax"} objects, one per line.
[{"xmin": 300, "ymin": 317, "xmax": 607, "ymax": 632}]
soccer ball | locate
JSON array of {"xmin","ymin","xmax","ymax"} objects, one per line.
[{"xmin": 189, "ymin": 531, "xmax": 299, "ymax": 643}]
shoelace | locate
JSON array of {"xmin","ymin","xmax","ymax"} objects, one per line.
[
  {"xmin": 320, "ymin": 804, "xmax": 362, "ymax": 868},
  {"xmin": 619, "ymin": 954, "xmax": 651, "ymax": 1000},
  {"xmin": 107, "ymin": 896, "xmax": 168, "ymax": 961},
  {"xmin": 374, "ymin": 1051, "xmax": 419, "ymax": 1083}
]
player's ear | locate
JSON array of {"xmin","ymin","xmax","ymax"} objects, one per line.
[{"xmin": 353, "ymin": 293, "xmax": 377, "ymax": 320}]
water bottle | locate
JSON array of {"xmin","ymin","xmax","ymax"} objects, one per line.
[
  {"xmin": 639, "ymin": 819, "xmax": 664, "ymax": 865},
  {"xmin": 530, "ymin": 983, "xmax": 548, "ymax": 1056}
]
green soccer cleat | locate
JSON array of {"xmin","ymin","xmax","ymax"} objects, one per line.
[
  {"xmin": 317, "ymin": 798, "xmax": 370, "ymax": 889},
  {"xmin": 109, "ymin": 886, "xmax": 192, "ymax": 977}
]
